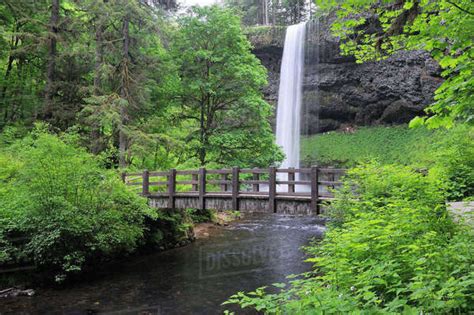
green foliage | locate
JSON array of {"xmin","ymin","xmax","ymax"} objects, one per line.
[
  {"xmin": 428, "ymin": 125, "xmax": 474, "ymax": 200},
  {"xmin": 301, "ymin": 125, "xmax": 438, "ymax": 167},
  {"xmin": 76, "ymin": 0, "xmax": 178, "ymax": 168},
  {"xmin": 0, "ymin": 128, "xmax": 156, "ymax": 281},
  {"xmin": 315, "ymin": 0, "xmax": 474, "ymax": 128},
  {"xmin": 0, "ymin": 1, "xmax": 283, "ymax": 171},
  {"xmin": 225, "ymin": 163, "xmax": 474, "ymax": 313},
  {"xmin": 302, "ymin": 124, "xmax": 474, "ymax": 200},
  {"xmin": 0, "ymin": 0, "xmax": 182, "ymax": 170},
  {"xmin": 170, "ymin": 6, "xmax": 283, "ymax": 167},
  {"xmin": 141, "ymin": 208, "xmax": 194, "ymax": 251},
  {"xmin": 187, "ymin": 208, "xmax": 216, "ymax": 224},
  {"xmin": 0, "ymin": 0, "xmax": 47, "ymax": 127}
]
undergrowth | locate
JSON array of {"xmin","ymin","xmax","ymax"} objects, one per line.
[
  {"xmin": 224, "ymin": 163, "xmax": 474, "ymax": 314},
  {"xmin": 301, "ymin": 124, "xmax": 474, "ymax": 200}
]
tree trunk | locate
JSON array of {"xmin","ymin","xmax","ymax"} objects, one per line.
[
  {"xmin": 271, "ymin": 0, "xmax": 277, "ymax": 25},
  {"xmin": 119, "ymin": 9, "xmax": 130, "ymax": 168},
  {"xmin": 43, "ymin": 0, "xmax": 60, "ymax": 119},
  {"xmin": 264, "ymin": 0, "xmax": 269, "ymax": 25},
  {"xmin": 260, "ymin": 0, "xmax": 266, "ymax": 25},
  {"xmin": 94, "ymin": 24, "xmax": 104, "ymax": 95},
  {"xmin": 199, "ymin": 99, "xmax": 206, "ymax": 166},
  {"xmin": 0, "ymin": 37, "xmax": 18, "ymax": 99},
  {"xmin": 1, "ymin": 48, "xmax": 15, "ymax": 123},
  {"xmin": 91, "ymin": 14, "xmax": 105, "ymax": 154}
]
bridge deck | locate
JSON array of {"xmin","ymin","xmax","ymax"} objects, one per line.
[{"xmin": 123, "ymin": 167, "xmax": 345, "ymax": 215}]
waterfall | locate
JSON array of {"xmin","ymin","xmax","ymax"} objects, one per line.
[{"xmin": 275, "ymin": 23, "xmax": 306, "ymax": 172}]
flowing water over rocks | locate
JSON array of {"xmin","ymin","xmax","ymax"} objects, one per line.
[
  {"xmin": 1, "ymin": 214, "xmax": 325, "ymax": 315},
  {"xmin": 275, "ymin": 23, "xmax": 306, "ymax": 172},
  {"xmin": 253, "ymin": 16, "xmax": 442, "ymax": 134}
]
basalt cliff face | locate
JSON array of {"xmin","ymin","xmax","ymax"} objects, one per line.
[{"xmin": 249, "ymin": 17, "xmax": 443, "ymax": 134}]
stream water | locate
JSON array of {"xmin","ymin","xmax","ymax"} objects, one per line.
[{"xmin": 1, "ymin": 214, "xmax": 325, "ymax": 315}]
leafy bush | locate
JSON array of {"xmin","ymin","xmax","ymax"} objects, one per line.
[
  {"xmin": 225, "ymin": 163, "xmax": 474, "ymax": 314},
  {"xmin": 428, "ymin": 125, "xmax": 474, "ymax": 200},
  {"xmin": 0, "ymin": 129, "xmax": 156, "ymax": 281}
]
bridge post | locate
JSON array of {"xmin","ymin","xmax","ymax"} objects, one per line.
[
  {"xmin": 288, "ymin": 167, "xmax": 295, "ymax": 193},
  {"xmin": 232, "ymin": 167, "xmax": 240, "ymax": 210},
  {"xmin": 311, "ymin": 166, "xmax": 319, "ymax": 214},
  {"xmin": 192, "ymin": 173, "xmax": 198, "ymax": 191},
  {"xmin": 199, "ymin": 167, "xmax": 206, "ymax": 210},
  {"xmin": 269, "ymin": 167, "xmax": 276, "ymax": 213},
  {"xmin": 168, "ymin": 169, "xmax": 176, "ymax": 209},
  {"xmin": 328, "ymin": 166, "xmax": 335, "ymax": 190},
  {"xmin": 220, "ymin": 173, "xmax": 228, "ymax": 192},
  {"xmin": 252, "ymin": 167, "xmax": 259, "ymax": 192},
  {"xmin": 142, "ymin": 169, "xmax": 150, "ymax": 196}
]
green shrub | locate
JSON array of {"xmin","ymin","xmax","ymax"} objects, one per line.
[
  {"xmin": 428, "ymin": 125, "xmax": 474, "ymax": 200},
  {"xmin": 225, "ymin": 163, "xmax": 474, "ymax": 314},
  {"xmin": 187, "ymin": 208, "xmax": 215, "ymax": 223},
  {"xmin": 0, "ymin": 130, "xmax": 156, "ymax": 281}
]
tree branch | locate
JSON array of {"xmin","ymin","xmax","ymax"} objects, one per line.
[{"xmin": 445, "ymin": 0, "xmax": 474, "ymax": 15}]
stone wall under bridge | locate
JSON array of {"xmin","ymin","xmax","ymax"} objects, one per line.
[{"xmin": 148, "ymin": 196, "xmax": 321, "ymax": 216}]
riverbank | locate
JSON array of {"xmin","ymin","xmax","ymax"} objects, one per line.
[
  {"xmin": 0, "ymin": 213, "xmax": 325, "ymax": 314},
  {"xmin": 0, "ymin": 210, "xmax": 241, "ymax": 294},
  {"xmin": 193, "ymin": 211, "xmax": 241, "ymax": 239}
]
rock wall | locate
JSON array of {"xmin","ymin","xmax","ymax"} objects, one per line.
[{"xmin": 251, "ymin": 17, "xmax": 443, "ymax": 134}]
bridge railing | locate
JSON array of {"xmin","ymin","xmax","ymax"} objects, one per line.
[{"xmin": 122, "ymin": 167, "xmax": 346, "ymax": 213}]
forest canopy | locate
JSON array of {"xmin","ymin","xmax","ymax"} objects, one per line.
[
  {"xmin": 0, "ymin": 1, "xmax": 283, "ymax": 170},
  {"xmin": 0, "ymin": 0, "xmax": 472, "ymax": 311}
]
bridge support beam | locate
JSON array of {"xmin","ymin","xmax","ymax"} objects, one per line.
[
  {"xmin": 311, "ymin": 166, "xmax": 319, "ymax": 214},
  {"xmin": 142, "ymin": 169, "xmax": 150, "ymax": 196},
  {"xmin": 199, "ymin": 167, "xmax": 206, "ymax": 210},
  {"xmin": 252, "ymin": 167, "xmax": 259, "ymax": 192},
  {"xmin": 168, "ymin": 169, "xmax": 176, "ymax": 209},
  {"xmin": 192, "ymin": 173, "xmax": 198, "ymax": 191},
  {"xmin": 220, "ymin": 173, "xmax": 228, "ymax": 192},
  {"xmin": 269, "ymin": 166, "xmax": 276, "ymax": 213},
  {"xmin": 232, "ymin": 167, "xmax": 240, "ymax": 210},
  {"xmin": 288, "ymin": 167, "xmax": 295, "ymax": 193}
]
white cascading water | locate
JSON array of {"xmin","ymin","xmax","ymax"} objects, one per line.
[{"xmin": 275, "ymin": 23, "xmax": 306, "ymax": 187}]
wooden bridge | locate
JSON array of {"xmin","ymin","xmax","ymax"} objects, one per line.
[{"xmin": 123, "ymin": 167, "xmax": 345, "ymax": 215}]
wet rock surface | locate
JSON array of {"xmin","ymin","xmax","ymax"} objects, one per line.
[
  {"xmin": 252, "ymin": 17, "xmax": 443, "ymax": 134},
  {"xmin": 448, "ymin": 202, "xmax": 474, "ymax": 227},
  {"xmin": 0, "ymin": 288, "xmax": 35, "ymax": 298}
]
